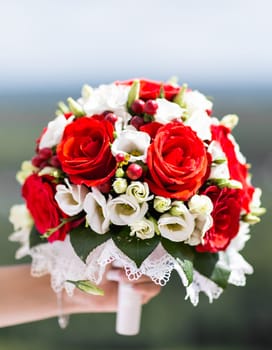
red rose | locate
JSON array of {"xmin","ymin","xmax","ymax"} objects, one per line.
[
  {"xmin": 139, "ymin": 121, "xmax": 163, "ymax": 140},
  {"xmin": 197, "ymin": 186, "xmax": 242, "ymax": 253},
  {"xmin": 146, "ymin": 121, "xmax": 209, "ymax": 200},
  {"xmin": 117, "ymin": 79, "xmax": 180, "ymax": 101},
  {"xmin": 211, "ymin": 125, "xmax": 254, "ymax": 212},
  {"xmin": 22, "ymin": 174, "xmax": 70, "ymax": 242},
  {"xmin": 57, "ymin": 117, "xmax": 117, "ymax": 187}
]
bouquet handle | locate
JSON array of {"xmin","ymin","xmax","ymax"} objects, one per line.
[{"xmin": 116, "ymin": 281, "xmax": 142, "ymax": 336}]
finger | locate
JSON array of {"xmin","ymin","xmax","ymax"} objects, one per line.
[{"xmin": 132, "ymin": 282, "xmax": 161, "ymax": 297}]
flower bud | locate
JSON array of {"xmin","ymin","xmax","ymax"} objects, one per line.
[
  {"xmin": 242, "ymin": 213, "xmax": 261, "ymax": 225},
  {"xmin": 127, "ymin": 79, "xmax": 140, "ymax": 108},
  {"xmin": 113, "ymin": 178, "xmax": 128, "ymax": 194},
  {"xmin": 81, "ymin": 84, "xmax": 93, "ymax": 100},
  {"xmin": 115, "ymin": 168, "xmax": 125, "ymax": 178},
  {"xmin": 188, "ymin": 195, "xmax": 213, "ymax": 215},
  {"xmin": 169, "ymin": 201, "xmax": 185, "ymax": 216},
  {"xmin": 58, "ymin": 101, "xmax": 70, "ymax": 114},
  {"xmin": 220, "ymin": 114, "xmax": 239, "ymax": 130},
  {"xmin": 153, "ymin": 196, "xmax": 171, "ymax": 213},
  {"xmin": 66, "ymin": 280, "xmax": 104, "ymax": 295},
  {"xmin": 129, "ymin": 218, "xmax": 155, "ymax": 240},
  {"xmin": 173, "ymin": 83, "xmax": 187, "ymax": 108},
  {"xmin": 67, "ymin": 97, "xmax": 85, "ymax": 117},
  {"xmin": 16, "ymin": 161, "xmax": 37, "ymax": 184}
]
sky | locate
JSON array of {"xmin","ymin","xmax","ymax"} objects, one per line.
[{"xmin": 0, "ymin": 0, "xmax": 271, "ymax": 90}]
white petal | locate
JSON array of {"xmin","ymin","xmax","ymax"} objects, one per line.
[{"xmin": 154, "ymin": 98, "xmax": 184, "ymax": 124}]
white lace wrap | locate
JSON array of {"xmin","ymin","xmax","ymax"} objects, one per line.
[{"xmin": 9, "ymin": 221, "xmax": 253, "ymax": 306}]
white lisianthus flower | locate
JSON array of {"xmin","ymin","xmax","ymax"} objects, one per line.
[
  {"xmin": 158, "ymin": 205, "xmax": 194, "ymax": 242},
  {"xmin": 55, "ymin": 179, "xmax": 89, "ymax": 216},
  {"xmin": 185, "ymin": 213, "xmax": 213, "ymax": 246},
  {"xmin": 16, "ymin": 161, "xmax": 37, "ymax": 185},
  {"xmin": 39, "ymin": 114, "xmax": 74, "ymax": 149},
  {"xmin": 126, "ymin": 181, "xmax": 153, "ymax": 203},
  {"xmin": 9, "ymin": 204, "xmax": 33, "ymax": 230},
  {"xmin": 153, "ymin": 196, "xmax": 172, "ymax": 213},
  {"xmin": 154, "ymin": 98, "xmax": 184, "ymax": 124},
  {"xmin": 129, "ymin": 218, "xmax": 155, "ymax": 240},
  {"xmin": 78, "ymin": 83, "xmax": 130, "ymax": 118},
  {"xmin": 107, "ymin": 194, "xmax": 148, "ymax": 226},
  {"xmin": 111, "ymin": 129, "xmax": 151, "ymax": 162},
  {"xmin": 83, "ymin": 187, "xmax": 110, "ymax": 234},
  {"xmin": 185, "ymin": 195, "xmax": 213, "ymax": 245},
  {"xmin": 185, "ymin": 110, "xmax": 212, "ymax": 141},
  {"xmin": 208, "ymin": 141, "xmax": 230, "ymax": 180},
  {"xmin": 188, "ymin": 195, "xmax": 213, "ymax": 215},
  {"xmin": 183, "ymin": 90, "xmax": 213, "ymax": 116}
]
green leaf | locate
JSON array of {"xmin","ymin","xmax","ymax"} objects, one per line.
[
  {"xmin": 70, "ymin": 226, "xmax": 111, "ymax": 262},
  {"xmin": 176, "ymin": 258, "xmax": 194, "ymax": 286},
  {"xmin": 29, "ymin": 225, "xmax": 47, "ymax": 248},
  {"xmin": 66, "ymin": 280, "xmax": 104, "ymax": 296},
  {"xmin": 161, "ymin": 238, "xmax": 194, "ymax": 262},
  {"xmin": 210, "ymin": 265, "xmax": 231, "ymax": 289},
  {"xmin": 193, "ymin": 251, "xmax": 219, "ymax": 278},
  {"xmin": 111, "ymin": 226, "xmax": 159, "ymax": 268}
]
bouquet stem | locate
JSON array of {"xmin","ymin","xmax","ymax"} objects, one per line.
[{"xmin": 116, "ymin": 281, "xmax": 142, "ymax": 336}]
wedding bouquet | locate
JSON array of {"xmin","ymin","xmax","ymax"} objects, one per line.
[{"xmin": 9, "ymin": 78, "xmax": 264, "ymax": 335}]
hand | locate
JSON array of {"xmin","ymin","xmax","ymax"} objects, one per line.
[{"xmin": 66, "ymin": 267, "xmax": 161, "ymax": 314}]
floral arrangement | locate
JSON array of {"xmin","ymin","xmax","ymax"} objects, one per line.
[{"xmin": 10, "ymin": 78, "xmax": 265, "ymax": 323}]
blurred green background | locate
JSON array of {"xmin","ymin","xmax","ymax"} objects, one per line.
[{"xmin": 0, "ymin": 85, "xmax": 271, "ymax": 350}]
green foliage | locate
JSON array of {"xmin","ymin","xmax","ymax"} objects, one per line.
[
  {"xmin": 70, "ymin": 226, "xmax": 111, "ymax": 262},
  {"xmin": 111, "ymin": 225, "xmax": 160, "ymax": 268},
  {"xmin": 29, "ymin": 225, "xmax": 47, "ymax": 248}
]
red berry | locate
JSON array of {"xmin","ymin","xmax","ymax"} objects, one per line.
[
  {"xmin": 115, "ymin": 153, "xmax": 125, "ymax": 162},
  {"xmin": 143, "ymin": 100, "xmax": 158, "ymax": 115},
  {"xmin": 104, "ymin": 112, "xmax": 118, "ymax": 124},
  {"xmin": 130, "ymin": 116, "xmax": 145, "ymax": 130},
  {"xmin": 126, "ymin": 163, "xmax": 143, "ymax": 180},
  {"xmin": 131, "ymin": 99, "xmax": 145, "ymax": 114},
  {"xmin": 39, "ymin": 147, "xmax": 53, "ymax": 159},
  {"xmin": 50, "ymin": 155, "xmax": 61, "ymax": 168}
]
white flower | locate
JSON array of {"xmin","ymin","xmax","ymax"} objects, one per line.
[
  {"xmin": 154, "ymin": 98, "xmax": 184, "ymax": 124},
  {"xmin": 83, "ymin": 187, "xmax": 110, "ymax": 234},
  {"xmin": 208, "ymin": 141, "xmax": 230, "ymax": 180},
  {"xmin": 188, "ymin": 195, "xmax": 213, "ymax": 215},
  {"xmin": 250, "ymin": 187, "xmax": 263, "ymax": 212},
  {"xmin": 111, "ymin": 129, "xmax": 151, "ymax": 162},
  {"xmin": 107, "ymin": 194, "xmax": 148, "ymax": 226},
  {"xmin": 78, "ymin": 83, "xmax": 130, "ymax": 118},
  {"xmin": 39, "ymin": 114, "xmax": 74, "ymax": 149},
  {"xmin": 9, "ymin": 204, "xmax": 33, "ymax": 231},
  {"xmin": 228, "ymin": 134, "xmax": 246, "ymax": 164},
  {"xmin": 113, "ymin": 178, "xmax": 128, "ymax": 194},
  {"xmin": 183, "ymin": 90, "xmax": 213, "ymax": 116},
  {"xmin": 129, "ymin": 218, "xmax": 155, "ymax": 240},
  {"xmin": 184, "ymin": 110, "xmax": 212, "ymax": 141},
  {"xmin": 158, "ymin": 205, "xmax": 194, "ymax": 242},
  {"xmin": 16, "ymin": 161, "xmax": 37, "ymax": 185},
  {"xmin": 55, "ymin": 179, "xmax": 89, "ymax": 216},
  {"xmin": 185, "ymin": 213, "xmax": 213, "ymax": 246},
  {"xmin": 126, "ymin": 181, "xmax": 153, "ymax": 203},
  {"xmin": 153, "ymin": 196, "xmax": 172, "ymax": 213}
]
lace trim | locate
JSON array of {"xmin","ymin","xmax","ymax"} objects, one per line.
[{"xmin": 9, "ymin": 223, "xmax": 253, "ymax": 306}]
